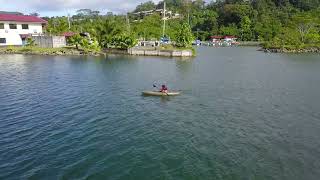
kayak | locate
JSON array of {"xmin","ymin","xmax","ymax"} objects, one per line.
[{"xmin": 142, "ymin": 91, "xmax": 181, "ymax": 96}]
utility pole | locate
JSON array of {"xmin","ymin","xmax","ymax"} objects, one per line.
[
  {"xmin": 187, "ymin": 0, "xmax": 190, "ymax": 26},
  {"xmin": 162, "ymin": 1, "xmax": 166, "ymax": 37},
  {"xmin": 126, "ymin": 12, "xmax": 130, "ymax": 33},
  {"xmin": 67, "ymin": 13, "xmax": 71, "ymax": 29}
]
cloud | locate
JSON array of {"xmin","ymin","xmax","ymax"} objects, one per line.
[{"xmin": 0, "ymin": 0, "xmax": 161, "ymax": 16}]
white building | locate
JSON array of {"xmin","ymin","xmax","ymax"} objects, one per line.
[{"xmin": 0, "ymin": 14, "xmax": 47, "ymax": 46}]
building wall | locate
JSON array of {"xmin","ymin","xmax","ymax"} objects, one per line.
[
  {"xmin": 128, "ymin": 48, "xmax": 193, "ymax": 57},
  {"xmin": 32, "ymin": 36, "xmax": 52, "ymax": 48},
  {"xmin": 32, "ymin": 36, "xmax": 66, "ymax": 48},
  {"xmin": 52, "ymin": 36, "xmax": 66, "ymax": 48},
  {"xmin": 0, "ymin": 21, "xmax": 43, "ymax": 46}
]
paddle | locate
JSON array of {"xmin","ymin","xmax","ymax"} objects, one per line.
[{"xmin": 153, "ymin": 84, "xmax": 169, "ymax": 96}]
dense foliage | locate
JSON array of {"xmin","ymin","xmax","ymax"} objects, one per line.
[
  {"xmin": 175, "ymin": 23, "xmax": 195, "ymax": 47},
  {"xmin": 68, "ymin": 34, "xmax": 100, "ymax": 52},
  {"xmin": 44, "ymin": 0, "xmax": 320, "ymax": 49}
]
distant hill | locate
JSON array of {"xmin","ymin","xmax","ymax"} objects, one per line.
[{"xmin": 0, "ymin": 11, "xmax": 23, "ymax": 15}]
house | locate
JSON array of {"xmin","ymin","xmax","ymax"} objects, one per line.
[
  {"xmin": 0, "ymin": 14, "xmax": 47, "ymax": 46},
  {"xmin": 210, "ymin": 35, "xmax": 239, "ymax": 46},
  {"xmin": 132, "ymin": 9, "xmax": 180, "ymax": 21},
  {"xmin": 224, "ymin": 36, "xmax": 237, "ymax": 42},
  {"xmin": 61, "ymin": 32, "xmax": 76, "ymax": 38},
  {"xmin": 210, "ymin": 36, "xmax": 224, "ymax": 46}
]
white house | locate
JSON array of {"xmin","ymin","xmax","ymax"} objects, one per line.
[{"xmin": 0, "ymin": 14, "xmax": 47, "ymax": 46}]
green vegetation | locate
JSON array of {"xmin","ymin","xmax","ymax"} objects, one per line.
[
  {"xmin": 42, "ymin": 0, "xmax": 320, "ymax": 52},
  {"xmin": 68, "ymin": 34, "xmax": 83, "ymax": 49},
  {"xmin": 0, "ymin": 46, "xmax": 103, "ymax": 56},
  {"xmin": 175, "ymin": 23, "xmax": 194, "ymax": 48},
  {"xmin": 68, "ymin": 34, "xmax": 101, "ymax": 52},
  {"xmin": 26, "ymin": 37, "xmax": 36, "ymax": 47},
  {"xmin": 109, "ymin": 33, "xmax": 137, "ymax": 49}
]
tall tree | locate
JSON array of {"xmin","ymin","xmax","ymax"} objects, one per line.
[{"xmin": 134, "ymin": 1, "xmax": 156, "ymax": 12}]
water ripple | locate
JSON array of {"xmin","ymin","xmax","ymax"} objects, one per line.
[{"xmin": 1, "ymin": 51, "xmax": 320, "ymax": 179}]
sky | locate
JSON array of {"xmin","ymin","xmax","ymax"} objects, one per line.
[{"xmin": 0, "ymin": 0, "xmax": 163, "ymax": 17}]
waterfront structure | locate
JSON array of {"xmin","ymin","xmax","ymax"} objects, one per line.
[
  {"xmin": 210, "ymin": 35, "xmax": 239, "ymax": 46},
  {"xmin": 137, "ymin": 40, "xmax": 160, "ymax": 47},
  {"xmin": 132, "ymin": 8, "xmax": 180, "ymax": 21},
  {"xmin": 31, "ymin": 36, "xmax": 66, "ymax": 48},
  {"xmin": 0, "ymin": 14, "xmax": 47, "ymax": 46}
]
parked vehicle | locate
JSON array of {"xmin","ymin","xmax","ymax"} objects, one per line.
[{"xmin": 160, "ymin": 36, "xmax": 170, "ymax": 44}]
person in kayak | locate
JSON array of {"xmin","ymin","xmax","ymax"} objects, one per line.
[{"xmin": 160, "ymin": 85, "xmax": 168, "ymax": 93}]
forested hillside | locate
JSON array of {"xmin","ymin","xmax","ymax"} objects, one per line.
[{"xmin": 44, "ymin": 0, "xmax": 320, "ymax": 50}]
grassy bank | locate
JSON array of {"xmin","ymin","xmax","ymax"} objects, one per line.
[
  {"xmin": 0, "ymin": 46, "xmax": 104, "ymax": 56},
  {"xmin": 262, "ymin": 43, "xmax": 320, "ymax": 53},
  {"xmin": 0, "ymin": 45, "xmax": 196, "ymax": 57}
]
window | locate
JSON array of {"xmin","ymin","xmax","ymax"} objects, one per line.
[
  {"xmin": 0, "ymin": 23, "xmax": 4, "ymax": 29},
  {"xmin": 0, "ymin": 38, "xmax": 6, "ymax": 44},
  {"xmin": 9, "ymin": 24, "xmax": 17, "ymax": 29},
  {"xmin": 22, "ymin": 24, "xmax": 29, "ymax": 29}
]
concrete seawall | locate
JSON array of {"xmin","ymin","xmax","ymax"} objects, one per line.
[{"xmin": 127, "ymin": 48, "xmax": 193, "ymax": 57}]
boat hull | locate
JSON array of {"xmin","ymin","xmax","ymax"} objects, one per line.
[{"xmin": 142, "ymin": 91, "xmax": 181, "ymax": 96}]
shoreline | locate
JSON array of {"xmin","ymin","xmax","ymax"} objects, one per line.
[
  {"xmin": 262, "ymin": 47, "xmax": 320, "ymax": 53},
  {"xmin": 3, "ymin": 46, "xmax": 319, "ymax": 57},
  {"xmin": 0, "ymin": 47, "xmax": 105, "ymax": 57},
  {"xmin": 238, "ymin": 41, "xmax": 262, "ymax": 47},
  {"xmin": 0, "ymin": 46, "xmax": 195, "ymax": 57}
]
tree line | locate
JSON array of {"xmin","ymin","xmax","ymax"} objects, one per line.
[{"xmin": 43, "ymin": 0, "xmax": 320, "ymax": 50}]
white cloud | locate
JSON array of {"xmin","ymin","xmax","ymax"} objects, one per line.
[{"xmin": 0, "ymin": 0, "xmax": 161, "ymax": 16}]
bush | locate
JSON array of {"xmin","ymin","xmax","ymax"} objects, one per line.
[
  {"xmin": 5, "ymin": 45, "xmax": 15, "ymax": 52},
  {"xmin": 69, "ymin": 34, "xmax": 101, "ymax": 52},
  {"xmin": 109, "ymin": 34, "xmax": 137, "ymax": 49},
  {"xmin": 26, "ymin": 37, "xmax": 36, "ymax": 47},
  {"xmin": 174, "ymin": 23, "xmax": 194, "ymax": 48}
]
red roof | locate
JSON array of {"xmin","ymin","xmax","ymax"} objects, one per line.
[
  {"xmin": 224, "ymin": 36, "xmax": 237, "ymax": 38},
  {"xmin": 0, "ymin": 14, "xmax": 47, "ymax": 23},
  {"xmin": 210, "ymin": 35, "xmax": 237, "ymax": 39},
  {"xmin": 211, "ymin": 36, "xmax": 223, "ymax": 39},
  {"xmin": 61, "ymin": 32, "xmax": 77, "ymax": 37}
]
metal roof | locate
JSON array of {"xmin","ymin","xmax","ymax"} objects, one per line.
[{"xmin": 0, "ymin": 14, "xmax": 47, "ymax": 23}]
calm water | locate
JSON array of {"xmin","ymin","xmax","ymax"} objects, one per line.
[{"xmin": 0, "ymin": 47, "xmax": 319, "ymax": 180}]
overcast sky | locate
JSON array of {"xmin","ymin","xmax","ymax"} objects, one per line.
[{"xmin": 0, "ymin": 0, "xmax": 163, "ymax": 16}]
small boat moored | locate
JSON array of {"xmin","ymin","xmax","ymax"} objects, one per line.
[{"xmin": 142, "ymin": 91, "xmax": 181, "ymax": 96}]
